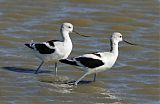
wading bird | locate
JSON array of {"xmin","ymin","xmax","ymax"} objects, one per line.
[
  {"xmin": 60, "ymin": 32, "xmax": 137, "ymax": 85},
  {"xmin": 25, "ymin": 23, "xmax": 89, "ymax": 75}
]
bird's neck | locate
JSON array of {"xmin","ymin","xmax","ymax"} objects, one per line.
[
  {"xmin": 61, "ymin": 30, "xmax": 71, "ymax": 43},
  {"xmin": 110, "ymin": 39, "xmax": 119, "ymax": 57}
]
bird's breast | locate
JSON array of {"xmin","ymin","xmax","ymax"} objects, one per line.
[
  {"xmin": 104, "ymin": 55, "xmax": 118, "ymax": 68},
  {"xmin": 57, "ymin": 41, "xmax": 73, "ymax": 59},
  {"xmin": 62, "ymin": 42, "xmax": 73, "ymax": 59}
]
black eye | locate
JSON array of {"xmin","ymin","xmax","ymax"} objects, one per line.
[
  {"xmin": 120, "ymin": 36, "xmax": 122, "ymax": 38},
  {"xmin": 68, "ymin": 26, "xmax": 71, "ymax": 28}
]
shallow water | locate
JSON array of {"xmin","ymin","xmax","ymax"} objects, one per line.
[{"xmin": 0, "ymin": 0, "xmax": 159, "ymax": 104}]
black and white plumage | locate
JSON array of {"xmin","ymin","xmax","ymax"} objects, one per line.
[
  {"xmin": 25, "ymin": 23, "xmax": 88, "ymax": 75},
  {"xmin": 60, "ymin": 32, "xmax": 137, "ymax": 85},
  {"xmin": 25, "ymin": 40, "xmax": 56, "ymax": 54}
]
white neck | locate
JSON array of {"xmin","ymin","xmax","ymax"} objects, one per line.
[
  {"xmin": 61, "ymin": 30, "xmax": 71, "ymax": 43},
  {"xmin": 60, "ymin": 29, "xmax": 73, "ymax": 59},
  {"xmin": 110, "ymin": 39, "xmax": 119, "ymax": 57}
]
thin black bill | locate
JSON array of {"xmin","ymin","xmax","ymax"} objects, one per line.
[
  {"xmin": 123, "ymin": 39, "xmax": 138, "ymax": 45},
  {"xmin": 73, "ymin": 30, "xmax": 90, "ymax": 37}
]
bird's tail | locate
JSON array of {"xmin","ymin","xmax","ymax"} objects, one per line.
[
  {"xmin": 25, "ymin": 43, "xmax": 34, "ymax": 49},
  {"xmin": 24, "ymin": 40, "xmax": 34, "ymax": 49},
  {"xmin": 59, "ymin": 59, "xmax": 78, "ymax": 66}
]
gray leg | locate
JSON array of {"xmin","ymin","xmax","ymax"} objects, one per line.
[
  {"xmin": 55, "ymin": 62, "xmax": 57, "ymax": 76},
  {"xmin": 74, "ymin": 72, "xmax": 89, "ymax": 85},
  {"xmin": 35, "ymin": 61, "xmax": 44, "ymax": 74},
  {"xmin": 93, "ymin": 73, "xmax": 96, "ymax": 82}
]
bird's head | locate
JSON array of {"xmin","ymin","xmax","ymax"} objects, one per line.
[{"xmin": 61, "ymin": 23, "xmax": 73, "ymax": 33}]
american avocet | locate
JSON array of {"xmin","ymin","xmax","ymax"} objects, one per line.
[
  {"xmin": 25, "ymin": 23, "xmax": 89, "ymax": 75},
  {"xmin": 60, "ymin": 32, "xmax": 137, "ymax": 85}
]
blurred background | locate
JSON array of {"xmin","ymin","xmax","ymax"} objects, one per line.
[{"xmin": 0, "ymin": 0, "xmax": 159, "ymax": 104}]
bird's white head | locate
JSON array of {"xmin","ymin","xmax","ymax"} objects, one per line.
[
  {"xmin": 111, "ymin": 32, "xmax": 123, "ymax": 43},
  {"xmin": 61, "ymin": 23, "xmax": 73, "ymax": 33}
]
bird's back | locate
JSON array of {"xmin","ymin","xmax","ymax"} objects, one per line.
[{"xmin": 25, "ymin": 39, "xmax": 72, "ymax": 61}]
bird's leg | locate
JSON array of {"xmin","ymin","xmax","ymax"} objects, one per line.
[
  {"xmin": 93, "ymin": 73, "xmax": 97, "ymax": 82},
  {"xmin": 55, "ymin": 62, "xmax": 57, "ymax": 76},
  {"xmin": 74, "ymin": 72, "xmax": 89, "ymax": 85},
  {"xmin": 35, "ymin": 61, "xmax": 44, "ymax": 74}
]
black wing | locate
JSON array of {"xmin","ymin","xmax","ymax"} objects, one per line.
[
  {"xmin": 34, "ymin": 43, "xmax": 55, "ymax": 54},
  {"xmin": 25, "ymin": 41, "xmax": 56, "ymax": 54},
  {"xmin": 59, "ymin": 59, "xmax": 79, "ymax": 66},
  {"xmin": 25, "ymin": 39, "xmax": 61, "ymax": 54},
  {"xmin": 75, "ymin": 57, "xmax": 104, "ymax": 68}
]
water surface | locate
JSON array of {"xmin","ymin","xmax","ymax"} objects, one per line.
[{"xmin": 0, "ymin": 0, "xmax": 159, "ymax": 104}]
